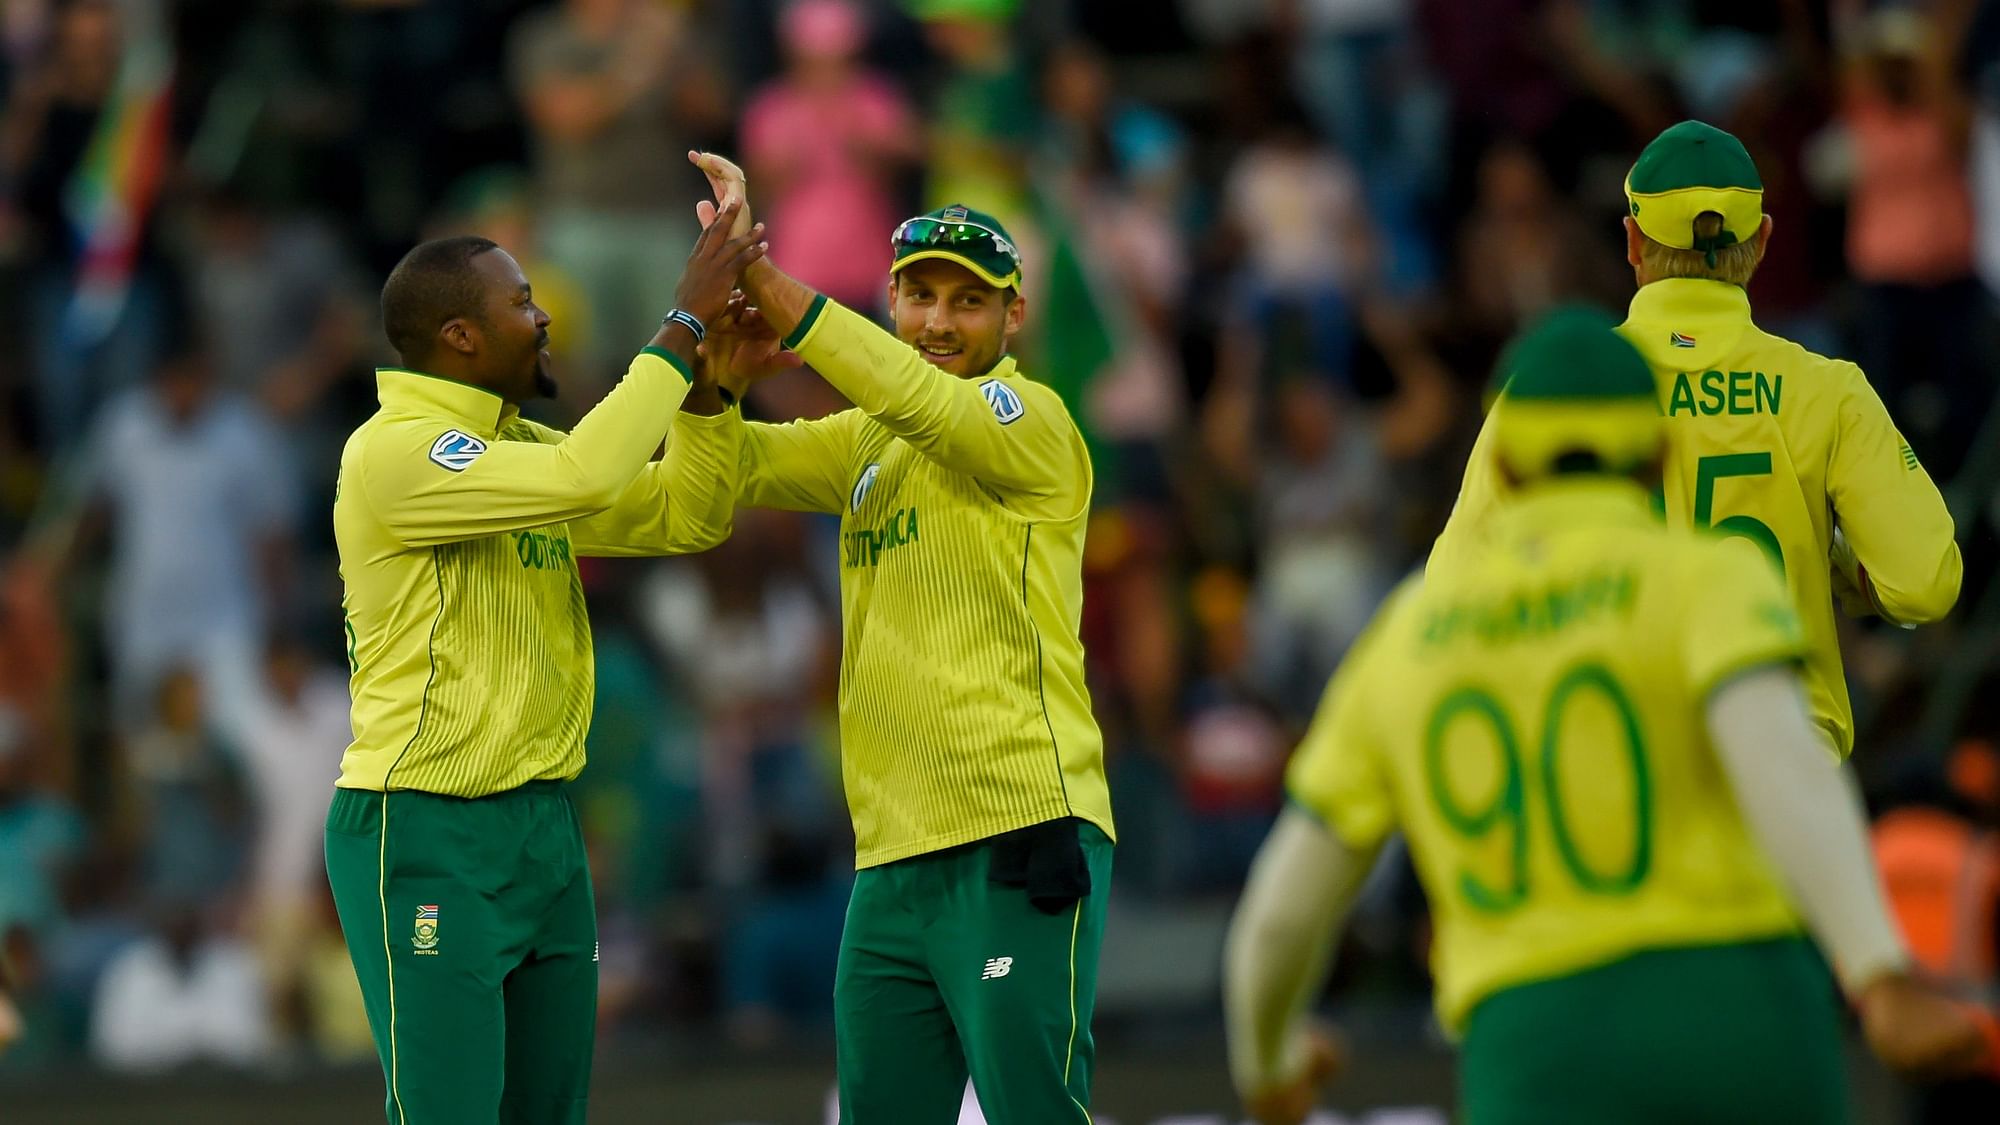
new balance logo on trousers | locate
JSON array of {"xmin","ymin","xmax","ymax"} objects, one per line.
[{"xmin": 981, "ymin": 957, "xmax": 1013, "ymax": 980}]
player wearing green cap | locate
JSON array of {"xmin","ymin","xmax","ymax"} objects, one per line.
[
  {"xmin": 1431, "ymin": 120, "xmax": 1962, "ymax": 761},
  {"xmin": 1224, "ymin": 309, "xmax": 1990, "ymax": 1125},
  {"xmin": 664, "ymin": 154, "xmax": 1112, "ymax": 1124}
]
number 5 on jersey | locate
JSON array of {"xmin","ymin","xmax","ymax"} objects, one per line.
[{"xmin": 1695, "ymin": 453, "xmax": 1784, "ymax": 576}]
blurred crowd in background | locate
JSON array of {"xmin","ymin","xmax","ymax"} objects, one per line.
[{"xmin": 1, "ymin": 0, "xmax": 1999, "ymax": 1090}]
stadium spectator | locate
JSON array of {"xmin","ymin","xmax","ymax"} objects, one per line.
[
  {"xmin": 743, "ymin": 0, "xmax": 920, "ymax": 311},
  {"xmin": 3, "ymin": 0, "xmax": 178, "ymax": 452},
  {"xmin": 1838, "ymin": 4, "xmax": 1993, "ymax": 477},
  {"xmin": 0, "ymin": 707, "xmax": 84, "ymax": 949},
  {"xmin": 510, "ymin": 0, "xmax": 730, "ymax": 385},
  {"xmin": 89, "ymin": 901, "xmax": 274, "ymax": 1074},
  {"xmin": 1220, "ymin": 98, "xmax": 1371, "ymax": 386},
  {"xmin": 31, "ymin": 342, "xmax": 299, "ymax": 731},
  {"xmin": 212, "ymin": 634, "xmax": 347, "ymax": 1057},
  {"xmin": 1248, "ymin": 377, "xmax": 1394, "ymax": 716}
]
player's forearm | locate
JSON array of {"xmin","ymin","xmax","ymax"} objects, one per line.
[
  {"xmin": 570, "ymin": 455, "xmax": 731, "ymax": 558},
  {"xmin": 1833, "ymin": 386, "xmax": 1963, "ymax": 624},
  {"xmin": 645, "ymin": 319, "xmax": 702, "ymax": 375},
  {"xmin": 1707, "ymin": 669, "xmax": 1910, "ymax": 996},
  {"xmin": 681, "ymin": 351, "xmax": 732, "ymax": 417},
  {"xmin": 1224, "ymin": 809, "xmax": 1371, "ymax": 1098},
  {"xmin": 734, "ymin": 267, "xmax": 933, "ymax": 424},
  {"xmin": 1864, "ymin": 536, "xmax": 1962, "ymax": 627},
  {"xmin": 735, "ymin": 261, "xmax": 955, "ymax": 427},
  {"xmin": 738, "ymin": 259, "xmax": 823, "ymax": 343},
  {"xmin": 656, "ymin": 407, "xmax": 746, "ymax": 544},
  {"xmin": 764, "ymin": 294, "xmax": 1054, "ymax": 479},
  {"xmin": 554, "ymin": 349, "xmax": 695, "ymax": 505}
]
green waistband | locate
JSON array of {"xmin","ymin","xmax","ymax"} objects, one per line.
[{"xmin": 333, "ymin": 778, "xmax": 568, "ymax": 805}]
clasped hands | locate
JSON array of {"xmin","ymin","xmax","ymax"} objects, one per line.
[{"xmin": 687, "ymin": 151, "xmax": 799, "ymax": 397}]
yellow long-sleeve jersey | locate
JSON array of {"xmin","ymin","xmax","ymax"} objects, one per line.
[
  {"xmin": 664, "ymin": 296, "xmax": 1116, "ymax": 867},
  {"xmin": 1298, "ymin": 480, "xmax": 1809, "ymax": 1032},
  {"xmin": 335, "ymin": 352, "xmax": 725, "ymax": 797},
  {"xmin": 1431, "ymin": 280, "xmax": 1961, "ymax": 756}
]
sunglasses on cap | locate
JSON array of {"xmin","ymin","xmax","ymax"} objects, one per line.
[{"xmin": 892, "ymin": 217, "xmax": 1023, "ymax": 284}]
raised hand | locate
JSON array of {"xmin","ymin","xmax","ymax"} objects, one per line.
[
  {"xmin": 689, "ymin": 150, "xmax": 753, "ymax": 237},
  {"xmin": 699, "ymin": 293, "xmax": 802, "ymax": 398},
  {"xmin": 674, "ymin": 199, "xmax": 766, "ymax": 328}
]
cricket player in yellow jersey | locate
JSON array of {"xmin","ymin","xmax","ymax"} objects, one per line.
[
  {"xmin": 1224, "ymin": 310, "xmax": 1992, "ymax": 1125},
  {"xmin": 327, "ymin": 205, "xmax": 766, "ymax": 1125},
  {"xmin": 668, "ymin": 152, "xmax": 1113, "ymax": 1124},
  {"xmin": 1430, "ymin": 121, "xmax": 1961, "ymax": 759}
]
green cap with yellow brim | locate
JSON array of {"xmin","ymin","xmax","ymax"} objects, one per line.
[
  {"xmin": 1624, "ymin": 120, "xmax": 1764, "ymax": 268},
  {"xmin": 1492, "ymin": 307, "xmax": 1663, "ymax": 480},
  {"xmin": 891, "ymin": 204, "xmax": 1024, "ymax": 290}
]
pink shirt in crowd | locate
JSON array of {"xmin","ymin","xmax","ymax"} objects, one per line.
[
  {"xmin": 1845, "ymin": 93, "xmax": 1976, "ymax": 286},
  {"xmin": 744, "ymin": 74, "xmax": 914, "ymax": 307}
]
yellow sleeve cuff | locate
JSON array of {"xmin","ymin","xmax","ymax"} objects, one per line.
[
  {"xmin": 674, "ymin": 403, "xmax": 741, "ymax": 431},
  {"xmin": 1697, "ymin": 649, "xmax": 1807, "ymax": 708}
]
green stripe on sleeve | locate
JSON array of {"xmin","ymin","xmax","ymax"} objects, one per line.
[
  {"xmin": 782, "ymin": 293, "xmax": 829, "ymax": 351},
  {"xmin": 640, "ymin": 346, "xmax": 693, "ymax": 382}
]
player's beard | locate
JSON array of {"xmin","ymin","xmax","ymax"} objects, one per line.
[{"xmin": 529, "ymin": 339, "xmax": 557, "ymax": 399}]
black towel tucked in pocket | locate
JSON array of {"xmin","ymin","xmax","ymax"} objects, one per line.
[{"xmin": 987, "ymin": 817, "xmax": 1091, "ymax": 914}]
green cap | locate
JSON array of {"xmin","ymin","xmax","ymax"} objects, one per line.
[
  {"xmin": 1493, "ymin": 307, "xmax": 1662, "ymax": 479},
  {"xmin": 1499, "ymin": 307, "xmax": 1655, "ymax": 401},
  {"xmin": 1624, "ymin": 120, "xmax": 1764, "ymax": 266},
  {"xmin": 891, "ymin": 204, "xmax": 1024, "ymax": 290}
]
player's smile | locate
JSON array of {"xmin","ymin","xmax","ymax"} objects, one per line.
[{"xmin": 917, "ymin": 339, "xmax": 964, "ymax": 369}]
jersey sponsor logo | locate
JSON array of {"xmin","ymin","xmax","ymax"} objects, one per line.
[
  {"xmin": 1669, "ymin": 331, "xmax": 1696, "ymax": 348},
  {"xmin": 512, "ymin": 529, "xmax": 573, "ymax": 571},
  {"xmin": 413, "ymin": 904, "xmax": 440, "ymax": 953},
  {"xmin": 1666, "ymin": 370, "xmax": 1782, "ymax": 417},
  {"xmin": 429, "ymin": 429, "xmax": 487, "ymax": 471},
  {"xmin": 851, "ymin": 462, "xmax": 882, "ymax": 513},
  {"xmin": 844, "ymin": 507, "xmax": 920, "ymax": 569},
  {"xmin": 981, "ymin": 956, "xmax": 1013, "ymax": 980},
  {"xmin": 980, "ymin": 378, "xmax": 1025, "ymax": 425}
]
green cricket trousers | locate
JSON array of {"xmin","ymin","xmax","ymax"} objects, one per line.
[
  {"xmin": 836, "ymin": 819, "xmax": 1114, "ymax": 1124},
  {"xmin": 325, "ymin": 780, "xmax": 596, "ymax": 1125},
  {"xmin": 1459, "ymin": 936, "xmax": 1852, "ymax": 1125}
]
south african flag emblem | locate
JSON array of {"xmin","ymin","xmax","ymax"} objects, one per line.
[{"xmin": 413, "ymin": 904, "xmax": 439, "ymax": 951}]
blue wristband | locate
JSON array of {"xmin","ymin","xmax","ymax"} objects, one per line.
[{"xmin": 663, "ymin": 308, "xmax": 706, "ymax": 344}]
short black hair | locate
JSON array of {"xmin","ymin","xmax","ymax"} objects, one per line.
[{"xmin": 380, "ymin": 236, "xmax": 501, "ymax": 366}]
